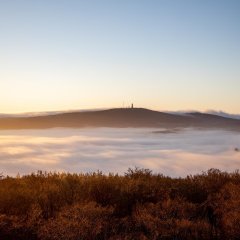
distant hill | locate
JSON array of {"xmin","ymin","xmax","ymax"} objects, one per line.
[
  {"xmin": 206, "ymin": 110, "xmax": 240, "ymax": 120},
  {"xmin": 0, "ymin": 108, "xmax": 239, "ymax": 130}
]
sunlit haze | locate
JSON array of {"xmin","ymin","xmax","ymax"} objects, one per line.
[{"xmin": 1, "ymin": 0, "xmax": 240, "ymax": 113}]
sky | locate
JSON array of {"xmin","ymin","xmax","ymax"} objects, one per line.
[{"xmin": 0, "ymin": 0, "xmax": 240, "ymax": 114}]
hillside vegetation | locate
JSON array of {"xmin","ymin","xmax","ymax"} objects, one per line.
[{"xmin": 0, "ymin": 168, "xmax": 240, "ymax": 239}]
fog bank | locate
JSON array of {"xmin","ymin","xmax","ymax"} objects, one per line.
[{"xmin": 0, "ymin": 128, "xmax": 239, "ymax": 177}]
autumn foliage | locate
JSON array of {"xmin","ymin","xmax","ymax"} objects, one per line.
[{"xmin": 0, "ymin": 168, "xmax": 240, "ymax": 239}]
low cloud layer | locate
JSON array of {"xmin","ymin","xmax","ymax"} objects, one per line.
[{"xmin": 0, "ymin": 128, "xmax": 240, "ymax": 177}]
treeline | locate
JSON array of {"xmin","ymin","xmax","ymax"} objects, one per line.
[{"xmin": 0, "ymin": 168, "xmax": 240, "ymax": 240}]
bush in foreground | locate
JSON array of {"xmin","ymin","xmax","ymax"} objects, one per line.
[{"xmin": 0, "ymin": 168, "xmax": 240, "ymax": 239}]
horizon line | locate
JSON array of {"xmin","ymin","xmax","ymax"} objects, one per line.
[{"xmin": 0, "ymin": 107, "xmax": 240, "ymax": 119}]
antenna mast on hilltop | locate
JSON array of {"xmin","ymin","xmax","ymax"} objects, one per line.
[{"xmin": 122, "ymin": 102, "xmax": 134, "ymax": 109}]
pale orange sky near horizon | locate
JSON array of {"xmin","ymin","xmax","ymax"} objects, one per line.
[{"xmin": 0, "ymin": 71, "xmax": 239, "ymax": 114}]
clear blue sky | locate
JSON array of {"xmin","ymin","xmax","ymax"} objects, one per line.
[{"xmin": 0, "ymin": 0, "xmax": 240, "ymax": 113}]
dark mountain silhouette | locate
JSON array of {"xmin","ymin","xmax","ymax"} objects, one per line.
[{"xmin": 0, "ymin": 108, "xmax": 239, "ymax": 130}]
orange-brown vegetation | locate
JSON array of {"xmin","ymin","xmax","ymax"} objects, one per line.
[{"xmin": 0, "ymin": 168, "xmax": 240, "ymax": 239}]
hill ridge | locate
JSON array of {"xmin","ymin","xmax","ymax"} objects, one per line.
[{"xmin": 0, "ymin": 108, "xmax": 239, "ymax": 130}]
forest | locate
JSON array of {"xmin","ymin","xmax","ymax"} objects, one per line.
[{"xmin": 0, "ymin": 168, "xmax": 240, "ymax": 240}]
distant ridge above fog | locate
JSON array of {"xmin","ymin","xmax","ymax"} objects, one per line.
[
  {"xmin": 0, "ymin": 108, "xmax": 239, "ymax": 131},
  {"xmin": 206, "ymin": 110, "xmax": 240, "ymax": 120},
  {"xmin": 0, "ymin": 108, "xmax": 107, "ymax": 118},
  {"xmin": 166, "ymin": 110, "xmax": 240, "ymax": 120}
]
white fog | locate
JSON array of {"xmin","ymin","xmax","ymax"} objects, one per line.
[{"xmin": 0, "ymin": 128, "xmax": 240, "ymax": 177}]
